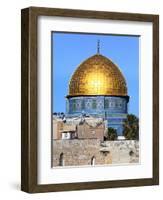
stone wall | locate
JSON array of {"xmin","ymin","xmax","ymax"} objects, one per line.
[
  {"xmin": 77, "ymin": 122, "xmax": 104, "ymax": 141},
  {"xmin": 52, "ymin": 139, "xmax": 139, "ymax": 167},
  {"xmin": 101, "ymin": 140, "xmax": 139, "ymax": 164},
  {"xmin": 53, "ymin": 117, "xmax": 105, "ymax": 141}
]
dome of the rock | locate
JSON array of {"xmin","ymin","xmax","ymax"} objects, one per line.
[
  {"xmin": 66, "ymin": 47, "xmax": 129, "ymax": 136},
  {"xmin": 68, "ymin": 54, "xmax": 127, "ymax": 97}
]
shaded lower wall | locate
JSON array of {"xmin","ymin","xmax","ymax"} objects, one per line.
[{"xmin": 52, "ymin": 139, "xmax": 139, "ymax": 167}]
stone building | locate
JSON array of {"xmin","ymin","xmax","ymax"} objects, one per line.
[
  {"xmin": 53, "ymin": 138, "xmax": 139, "ymax": 167},
  {"xmin": 53, "ymin": 139, "xmax": 112, "ymax": 167},
  {"xmin": 52, "ymin": 115, "xmax": 139, "ymax": 167},
  {"xmin": 53, "ymin": 115, "xmax": 106, "ymax": 141},
  {"xmin": 77, "ymin": 121, "xmax": 104, "ymax": 141}
]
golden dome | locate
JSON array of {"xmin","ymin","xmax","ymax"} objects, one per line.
[{"xmin": 68, "ymin": 54, "xmax": 127, "ymax": 96}]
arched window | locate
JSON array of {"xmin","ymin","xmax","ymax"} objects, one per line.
[
  {"xmin": 92, "ymin": 99, "xmax": 97, "ymax": 109},
  {"xmin": 59, "ymin": 153, "xmax": 64, "ymax": 166},
  {"xmin": 91, "ymin": 156, "xmax": 95, "ymax": 166},
  {"xmin": 129, "ymin": 150, "xmax": 134, "ymax": 156}
]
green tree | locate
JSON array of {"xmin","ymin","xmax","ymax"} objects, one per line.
[
  {"xmin": 123, "ymin": 114, "xmax": 139, "ymax": 140},
  {"xmin": 106, "ymin": 127, "xmax": 117, "ymax": 140}
]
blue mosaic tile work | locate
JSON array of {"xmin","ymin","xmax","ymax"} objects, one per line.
[{"xmin": 66, "ymin": 96, "xmax": 129, "ymax": 136}]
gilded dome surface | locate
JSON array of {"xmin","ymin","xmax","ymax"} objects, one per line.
[{"xmin": 68, "ymin": 54, "xmax": 127, "ymax": 96}]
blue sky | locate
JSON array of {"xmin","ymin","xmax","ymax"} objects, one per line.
[{"xmin": 52, "ymin": 32, "xmax": 139, "ymax": 117}]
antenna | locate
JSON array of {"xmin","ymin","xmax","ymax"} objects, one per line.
[{"xmin": 97, "ymin": 40, "xmax": 100, "ymax": 54}]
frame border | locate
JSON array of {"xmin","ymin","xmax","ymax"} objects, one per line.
[{"xmin": 21, "ymin": 7, "xmax": 159, "ymax": 193}]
